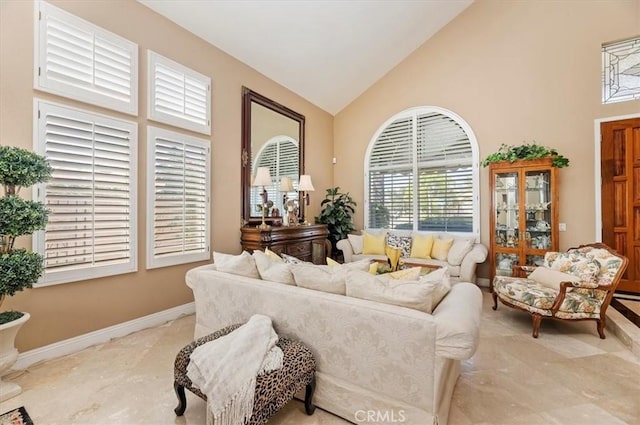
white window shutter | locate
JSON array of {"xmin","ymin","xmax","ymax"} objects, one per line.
[
  {"xmin": 148, "ymin": 51, "xmax": 211, "ymax": 135},
  {"xmin": 34, "ymin": 99, "xmax": 138, "ymax": 286},
  {"xmin": 35, "ymin": 1, "xmax": 138, "ymax": 115},
  {"xmin": 147, "ymin": 126, "xmax": 210, "ymax": 269},
  {"xmin": 251, "ymin": 137, "xmax": 299, "ymax": 214}
]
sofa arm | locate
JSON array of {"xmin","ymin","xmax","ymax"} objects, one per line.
[
  {"xmin": 336, "ymin": 238, "xmax": 355, "ymax": 263},
  {"xmin": 432, "ymin": 282, "xmax": 482, "ymax": 360},
  {"xmin": 459, "ymin": 243, "xmax": 488, "ymax": 283}
]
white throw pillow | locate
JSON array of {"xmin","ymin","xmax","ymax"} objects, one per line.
[
  {"xmin": 528, "ymin": 267, "xmax": 580, "ymax": 290},
  {"xmin": 213, "ymin": 251, "xmax": 260, "ymax": 279},
  {"xmin": 347, "ymin": 234, "xmax": 364, "ymax": 255},
  {"xmin": 345, "ymin": 270, "xmax": 435, "ymax": 313},
  {"xmin": 252, "ymin": 251, "xmax": 295, "ymax": 285},
  {"xmin": 291, "ymin": 265, "xmax": 346, "ymax": 295},
  {"xmin": 419, "ymin": 267, "xmax": 451, "ymax": 311},
  {"xmin": 447, "ymin": 238, "xmax": 475, "ymax": 266}
]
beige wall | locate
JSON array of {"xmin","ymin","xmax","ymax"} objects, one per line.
[
  {"xmin": 334, "ymin": 0, "xmax": 640, "ymax": 279},
  {"xmin": 0, "ymin": 0, "xmax": 333, "ymax": 351}
]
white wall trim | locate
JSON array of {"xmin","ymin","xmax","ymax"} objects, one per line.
[
  {"xmin": 593, "ymin": 113, "xmax": 640, "ymax": 242},
  {"xmin": 12, "ymin": 302, "xmax": 195, "ymax": 372}
]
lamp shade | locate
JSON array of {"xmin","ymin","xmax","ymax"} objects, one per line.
[
  {"xmin": 280, "ymin": 176, "xmax": 294, "ymax": 192},
  {"xmin": 298, "ymin": 174, "xmax": 315, "ymax": 191},
  {"xmin": 252, "ymin": 167, "xmax": 272, "ymax": 187}
]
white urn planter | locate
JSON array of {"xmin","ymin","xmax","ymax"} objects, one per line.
[{"xmin": 0, "ymin": 312, "xmax": 29, "ymax": 402}]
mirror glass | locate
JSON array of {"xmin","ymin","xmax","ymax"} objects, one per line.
[{"xmin": 242, "ymin": 87, "xmax": 305, "ymax": 224}]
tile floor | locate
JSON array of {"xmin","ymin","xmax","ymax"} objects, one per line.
[{"xmin": 1, "ymin": 290, "xmax": 639, "ymax": 425}]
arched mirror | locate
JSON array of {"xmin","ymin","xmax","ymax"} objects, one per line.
[{"xmin": 241, "ymin": 87, "xmax": 305, "ymax": 224}]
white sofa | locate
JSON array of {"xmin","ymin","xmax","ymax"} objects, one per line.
[
  {"xmin": 337, "ymin": 232, "xmax": 488, "ymax": 283},
  {"xmin": 186, "ymin": 263, "xmax": 482, "ymax": 425}
]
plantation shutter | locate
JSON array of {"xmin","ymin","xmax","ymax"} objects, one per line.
[
  {"xmin": 148, "ymin": 126, "xmax": 210, "ymax": 269},
  {"xmin": 251, "ymin": 138, "xmax": 299, "ymax": 213},
  {"xmin": 366, "ymin": 109, "xmax": 476, "ymax": 234},
  {"xmin": 148, "ymin": 51, "xmax": 211, "ymax": 135},
  {"xmin": 416, "ymin": 113, "xmax": 473, "ymax": 232},
  {"xmin": 368, "ymin": 117, "xmax": 414, "ymax": 229},
  {"xmin": 36, "ymin": 100, "xmax": 137, "ymax": 285},
  {"xmin": 36, "ymin": 1, "xmax": 138, "ymax": 115}
]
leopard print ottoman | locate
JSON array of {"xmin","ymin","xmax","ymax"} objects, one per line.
[{"xmin": 173, "ymin": 323, "xmax": 316, "ymax": 424}]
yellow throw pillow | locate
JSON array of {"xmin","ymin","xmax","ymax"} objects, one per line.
[
  {"xmin": 431, "ymin": 238, "xmax": 454, "ymax": 261},
  {"xmin": 264, "ymin": 247, "xmax": 284, "ymax": 263},
  {"xmin": 388, "ymin": 267, "xmax": 422, "ymax": 280},
  {"xmin": 362, "ymin": 232, "xmax": 386, "ymax": 255},
  {"xmin": 369, "ymin": 262, "xmax": 379, "ymax": 275},
  {"xmin": 410, "ymin": 234, "xmax": 434, "ymax": 259},
  {"xmin": 326, "ymin": 257, "xmax": 340, "ymax": 266}
]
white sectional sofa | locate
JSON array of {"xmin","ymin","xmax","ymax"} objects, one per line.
[
  {"xmin": 186, "ymin": 262, "xmax": 482, "ymax": 425},
  {"xmin": 337, "ymin": 231, "xmax": 488, "ymax": 283}
]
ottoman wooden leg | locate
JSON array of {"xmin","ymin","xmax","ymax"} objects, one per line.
[
  {"xmin": 174, "ymin": 381, "xmax": 187, "ymax": 416},
  {"xmin": 304, "ymin": 375, "xmax": 316, "ymax": 415}
]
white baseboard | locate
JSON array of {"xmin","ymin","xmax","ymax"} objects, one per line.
[
  {"xmin": 477, "ymin": 277, "xmax": 490, "ymax": 288},
  {"xmin": 12, "ymin": 302, "xmax": 195, "ymax": 371}
]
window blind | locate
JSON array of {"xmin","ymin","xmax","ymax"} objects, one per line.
[
  {"xmin": 35, "ymin": 100, "xmax": 137, "ymax": 286},
  {"xmin": 367, "ymin": 109, "xmax": 476, "ymax": 234},
  {"xmin": 35, "ymin": 1, "xmax": 138, "ymax": 115},
  {"xmin": 147, "ymin": 126, "xmax": 210, "ymax": 269},
  {"xmin": 148, "ymin": 51, "xmax": 211, "ymax": 135},
  {"xmin": 251, "ymin": 137, "xmax": 299, "ymax": 213}
]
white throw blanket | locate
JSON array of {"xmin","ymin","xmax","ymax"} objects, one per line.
[{"xmin": 187, "ymin": 315, "xmax": 283, "ymax": 425}]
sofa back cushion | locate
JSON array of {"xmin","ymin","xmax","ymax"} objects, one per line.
[
  {"xmin": 213, "ymin": 251, "xmax": 260, "ymax": 279},
  {"xmin": 291, "ymin": 260, "xmax": 371, "ymax": 295},
  {"xmin": 253, "ymin": 250, "xmax": 295, "ymax": 285},
  {"xmin": 431, "ymin": 237, "xmax": 454, "ymax": 261},
  {"xmin": 447, "ymin": 238, "xmax": 475, "ymax": 266},
  {"xmin": 410, "ymin": 233, "xmax": 434, "ymax": 259},
  {"xmin": 543, "ymin": 251, "xmax": 601, "ymax": 283},
  {"xmin": 419, "ymin": 267, "xmax": 452, "ymax": 310},
  {"xmin": 347, "ymin": 234, "xmax": 364, "ymax": 254},
  {"xmin": 362, "ymin": 231, "xmax": 386, "ymax": 255}
]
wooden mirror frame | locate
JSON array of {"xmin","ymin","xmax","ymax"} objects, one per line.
[{"xmin": 241, "ymin": 87, "xmax": 305, "ymax": 224}]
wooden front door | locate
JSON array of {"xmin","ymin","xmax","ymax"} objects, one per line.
[{"xmin": 601, "ymin": 117, "xmax": 640, "ymax": 294}]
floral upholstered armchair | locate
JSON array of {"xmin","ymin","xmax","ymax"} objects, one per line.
[{"xmin": 491, "ymin": 243, "xmax": 628, "ymax": 339}]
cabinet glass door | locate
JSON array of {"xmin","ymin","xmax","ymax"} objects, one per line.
[
  {"xmin": 494, "ymin": 172, "xmax": 519, "ymax": 248},
  {"xmin": 524, "ymin": 170, "xmax": 552, "ymax": 251}
]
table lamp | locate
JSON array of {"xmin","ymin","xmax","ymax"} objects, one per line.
[
  {"xmin": 252, "ymin": 167, "xmax": 272, "ymax": 230},
  {"xmin": 298, "ymin": 174, "xmax": 315, "ymax": 225}
]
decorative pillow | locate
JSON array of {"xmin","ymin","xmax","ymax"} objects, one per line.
[
  {"xmin": 347, "ymin": 234, "xmax": 364, "ymax": 255},
  {"xmin": 387, "ymin": 266, "xmax": 422, "ymax": 281},
  {"xmin": 280, "ymin": 253, "xmax": 312, "ymax": 264},
  {"xmin": 419, "ymin": 267, "xmax": 451, "ymax": 310},
  {"xmin": 387, "ymin": 234, "xmax": 412, "ymax": 258},
  {"xmin": 362, "ymin": 231, "xmax": 386, "ymax": 255},
  {"xmin": 528, "ymin": 267, "xmax": 580, "ymax": 290},
  {"xmin": 291, "ymin": 265, "xmax": 344, "ymax": 294},
  {"xmin": 431, "ymin": 238, "xmax": 454, "ymax": 261},
  {"xmin": 410, "ymin": 234, "xmax": 434, "ymax": 259},
  {"xmin": 213, "ymin": 251, "xmax": 260, "ymax": 279},
  {"xmin": 447, "ymin": 238, "xmax": 475, "ymax": 266},
  {"xmin": 326, "ymin": 257, "xmax": 340, "ymax": 266},
  {"xmin": 369, "ymin": 262, "xmax": 379, "ymax": 274},
  {"xmin": 345, "ymin": 270, "xmax": 435, "ymax": 313},
  {"xmin": 264, "ymin": 247, "xmax": 284, "ymax": 263},
  {"xmin": 252, "ymin": 251, "xmax": 295, "ymax": 285}
]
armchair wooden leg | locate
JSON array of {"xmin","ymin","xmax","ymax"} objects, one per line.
[
  {"xmin": 532, "ymin": 314, "xmax": 542, "ymax": 338},
  {"xmin": 597, "ymin": 319, "xmax": 606, "ymax": 339},
  {"xmin": 492, "ymin": 291, "xmax": 498, "ymax": 311}
]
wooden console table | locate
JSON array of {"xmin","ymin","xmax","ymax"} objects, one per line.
[{"xmin": 240, "ymin": 224, "xmax": 329, "ymax": 265}]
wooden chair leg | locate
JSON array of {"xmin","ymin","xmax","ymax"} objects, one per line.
[
  {"xmin": 532, "ymin": 314, "xmax": 542, "ymax": 338},
  {"xmin": 304, "ymin": 375, "xmax": 316, "ymax": 415},
  {"xmin": 492, "ymin": 290, "xmax": 499, "ymax": 310},
  {"xmin": 597, "ymin": 318, "xmax": 606, "ymax": 339},
  {"xmin": 174, "ymin": 381, "xmax": 187, "ymax": 416}
]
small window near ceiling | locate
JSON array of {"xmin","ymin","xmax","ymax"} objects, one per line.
[
  {"xmin": 34, "ymin": 0, "xmax": 138, "ymax": 115},
  {"xmin": 33, "ymin": 99, "xmax": 138, "ymax": 286},
  {"xmin": 147, "ymin": 51, "xmax": 212, "ymax": 135},
  {"xmin": 365, "ymin": 107, "xmax": 479, "ymax": 237},
  {"xmin": 602, "ymin": 36, "xmax": 640, "ymax": 104},
  {"xmin": 147, "ymin": 126, "xmax": 211, "ymax": 269}
]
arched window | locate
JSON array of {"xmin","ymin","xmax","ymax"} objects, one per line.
[
  {"xmin": 365, "ymin": 107, "xmax": 479, "ymax": 237},
  {"xmin": 251, "ymin": 136, "xmax": 299, "ymax": 213}
]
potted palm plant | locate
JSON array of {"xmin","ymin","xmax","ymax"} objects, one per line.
[
  {"xmin": 315, "ymin": 187, "xmax": 356, "ymax": 259},
  {"xmin": 0, "ymin": 146, "xmax": 50, "ymax": 401}
]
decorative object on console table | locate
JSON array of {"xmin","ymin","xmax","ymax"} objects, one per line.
[
  {"xmin": 298, "ymin": 175, "xmax": 314, "ymax": 225},
  {"xmin": 240, "ymin": 224, "xmax": 329, "ymax": 265},
  {"xmin": 280, "ymin": 176, "xmax": 297, "ymax": 226},
  {"xmin": 487, "ymin": 157, "xmax": 563, "ymax": 289},
  {"xmin": 252, "ymin": 166, "xmax": 273, "ymax": 230}
]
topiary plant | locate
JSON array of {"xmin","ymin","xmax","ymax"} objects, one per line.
[
  {"xmin": 481, "ymin": 142, "xmax": 570, "ymax": 168},
  {"xmin": 315, "ymin": 187, "xmax": 357, "ymax": 254},
  {"xmin": 0, "ymin": 146, "xmax": 51, "ymax": 325}
]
